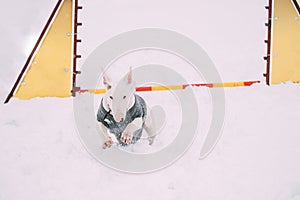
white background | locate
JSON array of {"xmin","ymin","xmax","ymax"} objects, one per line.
[{"xmin": 1, "ymin": 0, "xmax": 300, "ymax": 199}]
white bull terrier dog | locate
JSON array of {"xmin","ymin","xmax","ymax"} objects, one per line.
[{"xmin": 97, "ymin": 68, "xmax": 157, "ymax": 149}]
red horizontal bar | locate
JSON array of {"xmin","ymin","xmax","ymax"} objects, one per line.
[{"xmin": 136, "ymin": 86, "xmax": 152, "ymax": 92}]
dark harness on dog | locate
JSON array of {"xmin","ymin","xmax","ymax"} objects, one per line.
[{"xmin": 97, "ymin": 94, "xmax": 147, "ymax": 146}]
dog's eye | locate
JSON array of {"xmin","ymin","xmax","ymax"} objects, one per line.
[
  {"xmin": 123, "ymin": 96, "xmax": 126, "ymax": 99},
  {"xmin": 109, "ymin": 96, "xmax": 113, "ymax": 100}
]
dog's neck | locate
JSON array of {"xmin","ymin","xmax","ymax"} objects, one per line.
[{"xmin": 128, "ymin": 94, "xmax": 135, "ymax": 109}]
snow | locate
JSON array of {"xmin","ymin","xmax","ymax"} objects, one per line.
[{"xmin": 1, "ymin": 0, "xmax": 300, "ymax": 199}]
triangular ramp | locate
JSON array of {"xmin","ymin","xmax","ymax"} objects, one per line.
[
  {"xmin": 5, "ymin": 0, "xmax": 73, "ymax": 103},
  {"xmin": 270, "ymin": 0, "xmax": 300, "ymax": 84}
]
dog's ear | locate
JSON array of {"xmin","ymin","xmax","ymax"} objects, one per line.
[
  {"xmin": 103, "ymin": 73, "xmax": 112, "ymax": 90},
  {"xmin": 126, "ymin": 67, "xmax": 133, "ymax": 84}
]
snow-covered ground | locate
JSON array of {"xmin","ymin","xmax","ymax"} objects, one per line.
[{"xmin": 1, "ymin": 0, "xmax": 300, "ymax": 199}]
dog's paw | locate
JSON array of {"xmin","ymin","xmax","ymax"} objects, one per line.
[
  {"xmin": 102, "ymin": 137, "xmax": 113, "ymax": 149},
  {"xmin": 148, "ymin": 136, "xmax": 155, "ymax": 145},
  {"xmin": 120, "ymin": 132, "xmax": 132, "ymax": 144}
]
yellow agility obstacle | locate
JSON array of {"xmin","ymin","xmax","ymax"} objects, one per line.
[
  {"xmin": 265, "ymin": 0, "xmax": 300, "ymax": 84},
  {"xmin": 6, "ymin": 0, "xmax": 299, "ymax": 103},
  {"xmin": 15, "ymin": 0, "xmax": 73, "ymax": 100},
  {"xmin": 4, "ymin": 0, "xmax": 82, "ymax": 103}
]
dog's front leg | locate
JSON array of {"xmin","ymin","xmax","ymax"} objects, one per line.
[
  {"xmin": 99, "ymin": 123, "xmax": 113, "ymax": 149},
  {"xmin": 120, "ymin": 118, "xmax": 143, "ymax": 144},
  {"xmin": 144, "ymin": 107, "xmax": 156, "ymax": 145}
]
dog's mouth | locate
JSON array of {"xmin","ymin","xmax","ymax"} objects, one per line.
[
  {"xmin": 115, "ymin": 117, "xmax": 124, "ymax": 123},
  {"xmin": 104, "ymin": 109, "xmax": 124, "ymax": 122},
  {"xmin": 114, "ymin": 110, "xmax": 125, "ymax": 122}
]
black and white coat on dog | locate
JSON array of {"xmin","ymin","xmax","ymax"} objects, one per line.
[{"xmin": 97, "ymin": 94, "xmax": 147, "ymax": 146}]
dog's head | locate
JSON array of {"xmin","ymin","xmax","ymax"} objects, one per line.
[{"xmin": 103, "ymin": 68, "xmax": 135, "ymax": 122}]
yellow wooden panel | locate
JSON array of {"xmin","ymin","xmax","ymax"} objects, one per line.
[
  {"xmin": 271, "ymin": 0, "xmax": 300, "ymax": 84},
  {"xmin": 14, "ymin": 0, "xmax": 73, "ymax": 99}
]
